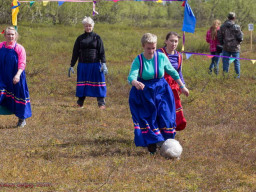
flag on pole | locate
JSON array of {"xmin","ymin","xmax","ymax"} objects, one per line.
[
  {"xmin": 182, "ymin": 1, "xmax": 196, "ymax": 33},
  {"xmin": 12, "ymin": 0, "xmax": 20, "ymax": 27},
  {"xmin": 93, "ymin": 1, "xmax": 98, "ymax": 16}
]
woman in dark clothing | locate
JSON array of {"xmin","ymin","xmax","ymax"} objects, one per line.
[{"xmin": 69, "ymin": 16, "xmax": 108, "ymax": 109}]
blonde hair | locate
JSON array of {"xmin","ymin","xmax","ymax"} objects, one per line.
[
  {"xmin": 141, "ymin": 33, "xmax": 157, "ymax": 46},
  {"xmin": 82, "ymin": 16, "xmax": 95, "ymax": 28},
  {"xmin": 4, "ymin": 26, "xmax": 19, "ymax": 41},
  {"xmin": 210, "ymin": 19, "xmax": 221, "ymax": 40}
]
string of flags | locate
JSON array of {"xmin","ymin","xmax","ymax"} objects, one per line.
[
  {"xmin": 12, "ymin": 0, "xmax": 196, "ymax": 54},
  {"xmin": 9, "ymin": 0, "xmax": 255, "ymax": 64},
  {"xmin": 12, "ymin": 0, "xmax": 196, "ymax": 34},
  {"xmin": 183, "ymin": 52, "xmax": 256, "ymax": 65}
]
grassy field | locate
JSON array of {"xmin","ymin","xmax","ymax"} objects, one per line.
[{"xmin": 0, "ymin": 23, "xmax": 255, "ymax": 191}]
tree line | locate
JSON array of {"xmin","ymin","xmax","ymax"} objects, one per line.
[{"xmin": 1, "ymin": 0, "xmax": 256, "ymax": 29}]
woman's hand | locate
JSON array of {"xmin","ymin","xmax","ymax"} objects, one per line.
[
  {"xmin": 180, "ymin": 86, "xmax": 189, "ymax": 97},
  {"xmin": 13, "ymin": 74, "xmax": 20, "ymax": 84},
  {"xmin": 131, "ymin": 80, "xmax": 145, "ymax": 90},
  {"xmin": 13, "ymin": 69, "xmax": 23, "ymax": 84}
]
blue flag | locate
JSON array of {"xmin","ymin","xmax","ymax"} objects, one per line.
[{"xmin": 182, "ymin": 1, "xmax": 196, "ymax": 33}]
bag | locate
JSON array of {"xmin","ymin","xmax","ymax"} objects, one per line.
[{"xmin": 216, "ymin": 45, "xmax": 223, "ymax": 53}]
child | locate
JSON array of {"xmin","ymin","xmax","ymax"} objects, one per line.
[{"xmin": 206, "ymin": 19, "xmax": 221, "ymax": 75}]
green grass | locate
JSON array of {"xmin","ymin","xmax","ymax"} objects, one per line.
[{"xmin": 0, "ymin": 23, "xmax": 255, "ymax": 191}]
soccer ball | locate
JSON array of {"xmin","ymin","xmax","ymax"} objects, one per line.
[{"xmin": 160, "ymin": 139, "xmax": 183, "ymax": 159}]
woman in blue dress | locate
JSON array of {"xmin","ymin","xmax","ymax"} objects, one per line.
[
  {"xmin": 128, "ymin": 33, "xmax": 189, "ymax": 153},
  {"xmin": 0, "ymin": 26, "xmax": 32, "ymax": 127},
  {"xmin": 69, "ymin": 16, "xmax": 108, "ymax": 109}
]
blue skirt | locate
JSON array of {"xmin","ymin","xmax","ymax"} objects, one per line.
[
  {"xmin": 129, "ymin": 78, "xmax": 176, "ymax": 147},
  {"xmin": 76, "ymin": 62, "xmax": 107, "ymax": 98},
  {"xmin": 0, "ymin": 72, "xmax": 32, "ymax": 119}
]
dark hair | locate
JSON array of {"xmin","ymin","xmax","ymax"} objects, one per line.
[
  {"xmin": 165, "ymin": 32, "xmax": 181, "ymax": 41},
  {"xmin": 164, "ymin": 32, "xmax": 181, "ymax": 46}
]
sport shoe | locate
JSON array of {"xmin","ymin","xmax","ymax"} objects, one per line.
[
  {"xmin": 17, "ymin": 119, "xmax": 26, "ymax": 128},
  {"xmin": 147, "ymin": 143, "xmax": 157, "ymax": 153},
  {"xmin": 99, "ymin": 105, "xmax": 106, "ymax": 110},
  {"xmin": 77, "ymin": 104, "xmax": 84, "ymax": 108}
]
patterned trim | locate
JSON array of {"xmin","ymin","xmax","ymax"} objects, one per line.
[
  {"xmin": 176, "ymin": 107, "xmax": 183, "ymax": 113},
  {"xmin": 160, "ymin": 127, "xmax": 176, "ymax": 134},
  {"xmin": 0, "ymin": 89, "xmax": 30, "ymax": 105},
  {"xmin": 134, "ymin": 123, "xmax": 174, "ymax": 135},
  {"xmin": 77, "ymin": 81, "xmax": 106, "ymax": 87}
]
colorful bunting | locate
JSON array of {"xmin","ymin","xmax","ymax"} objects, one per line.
[
  {"xmin": 229, "ymin": 58, "xmax": 236, "ymax": 64},
  {"xmin": 43, "ymin": 1, "xmax": 49, "ymax": 6},
  {"xmin": 156, "ymin": 0, "xmax": 163, "ymax": 3},
  {"xmin": 185, "ymin": 53, "xmax": 192, "ymax": 59},
  {"xmin": 30, "ymin": 1, "xmax": 35, "ymax": 7},
  {"xmin": 58, "ymin": 1, "xmax": 65, "ymax": 6},
  {"xmin": 251, "ymin": 60, "xmax": 256, "ymax": 64}
]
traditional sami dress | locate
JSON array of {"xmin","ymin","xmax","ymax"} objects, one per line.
[
  {"xmin": 158, "ymin": 48, "xmax": 187, "ymax": 131},
  {"xmin": 76, "ymin": 62, "xmax": 106, "ymax": 98},
  {"xmin": 0, "ymin": 44, "xmax": 32, "ymax": 119},
  {"xmin": 129, "ymin": 52, "xmax": 176, "ymax": 147},
  {"xmin": 70, "ymin": 32, "xmax": 107, "ymax": 98}
]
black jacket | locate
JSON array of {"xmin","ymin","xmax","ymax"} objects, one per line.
[
  {"xmin": 218, "ymin": 20, "xmax": 243, "ymax": 52},
  {"xmin": 70, "ymin": 32, "xmax": 106, "ymax": 67}
]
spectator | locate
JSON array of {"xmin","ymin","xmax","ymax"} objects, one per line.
[
  {"xmin": 206, "ymin": 19, "xmax": 221, "ymax": 75},
  {"xmin": 218, "ymin": 12, "xmax": 243, "ymax": 78}
]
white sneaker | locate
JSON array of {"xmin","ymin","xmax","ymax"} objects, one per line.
[{"xmin": 17, "ymin": 119, "xmax": 26, "ymax": 128}]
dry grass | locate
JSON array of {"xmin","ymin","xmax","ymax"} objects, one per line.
[{"xmin": 0, "ymin": 23, "xmax": 255, "ymax": 191}]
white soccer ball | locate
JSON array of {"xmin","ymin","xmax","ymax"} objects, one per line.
[{"xmin": 160, "ymin": 139, "xmax": 183, "ymax": 159}]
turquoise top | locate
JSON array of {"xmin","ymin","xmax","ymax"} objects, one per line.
[{"xmin": 128, "ymin": 52, "xmax": 180, "ymax": 84}]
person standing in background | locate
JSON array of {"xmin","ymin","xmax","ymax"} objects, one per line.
[
  {"xmin": 218, "ymin": 12, "xmax": 243, "ymax": 78},
  {"xmin": 206, "ymin": 19, "xmax": 221, "ymax": 75}
]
